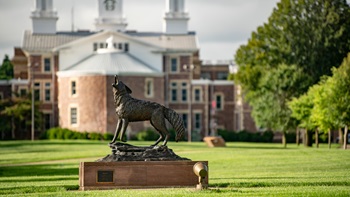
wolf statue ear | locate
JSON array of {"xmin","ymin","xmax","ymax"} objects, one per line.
[{"xmin": 125, "ymin": 85, "xmax": 132, "ymax": 94}]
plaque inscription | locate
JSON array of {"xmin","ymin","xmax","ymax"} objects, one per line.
[{"xmin": 97, "ymin": 170, "xmax": 114, "ymax": 183}]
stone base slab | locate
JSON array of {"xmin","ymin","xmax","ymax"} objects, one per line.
[
  {"xmin": 203, "ymin": 136, "xmax": 226, "ymax": 147},
  {"xmin": 79, "ymin": 161, "xmax": 208, "ymax": 190}
]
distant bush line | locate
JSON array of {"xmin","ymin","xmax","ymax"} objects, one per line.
[
  {"xmin": 40, "ymin": 128, "xmax": 114, "ymax": 141},
  {"xmin": 218, "ymin": 129, "xmax": 275, "ymax": 143},
  {"xmin": 40, "ymin": 127, "xmax": 179, "ymax": 141}
]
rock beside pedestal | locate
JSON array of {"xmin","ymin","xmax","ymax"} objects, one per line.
[{"xmin": 96, "ymin": 142, "xmax": 190, "ymax": 162}]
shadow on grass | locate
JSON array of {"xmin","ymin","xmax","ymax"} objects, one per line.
[
  {"xmin": 210, "ymin": 181, "xmax": 350, "ymax": 188},
  {"xmin": 0, "ymin": 164, "xmax": 78, "ymax": 177},
  {"xmin": 0, "ymin": 185, "xmax": 79, "ymax": 195}
]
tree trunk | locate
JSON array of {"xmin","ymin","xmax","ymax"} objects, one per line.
[
  {"xmin": 328, "ymin": 129, "xmax": 331, "ymax": 149},
  {"xmin": 315, "ymin": 129, "xmax": 319, "ymax": 148},
  {"xmin": 304, "ymin": 129, "xmax": 313, "ymax": 147},
  {"xmin": 343, "ymin": 126, "xmax": 348, "ymax": 150},
  {"xmin": 338, "ymin": 128, "xmax": 343, "ymax": 145},
  {"xmin": 296, "ymin": 127, "xmax": 300, "ymax": 146},
  {"xmin": 11, "ymin": 116, "xmax": 16, "ymax": 139},
  {"xmin": 282, "ymin": 131, "xmax": 287, "ymax": 148}
]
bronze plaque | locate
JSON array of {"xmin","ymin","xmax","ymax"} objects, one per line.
[{"xmin": 97, "ymin": 170, "xmax": 114, "ymax": 183}]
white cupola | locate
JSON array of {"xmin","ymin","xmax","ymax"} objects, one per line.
[
  {"xmin": 31, "ymin": 0, "xmax": 58, "ymax": 34},
  {"xmin": 163, "ymin": 0, "xmax": 189, "ymax": 34},
  {"xmin": 95, "ymin": 0, "xmax": 127, "ymax": 32}
]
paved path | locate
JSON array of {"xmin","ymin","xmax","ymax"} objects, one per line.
[{"xmin": 0, "ymin": 157, "xmax": 100, "ymax": 167}]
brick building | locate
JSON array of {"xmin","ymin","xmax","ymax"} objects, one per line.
[{"xmin": 2, "ymin": 0, "xmax": 257, "ymax": 140}]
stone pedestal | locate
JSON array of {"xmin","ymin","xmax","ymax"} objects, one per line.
[
  {"xmin": 79, "ymin": 143, "xmax": 208, "ymax": 190},
  {"xmin": 79, "ymin": 161, "xmax": 208, "ymax": 190},
  {"xmin": 203, "ymin": 136, "xmax": 226, "ymax": 147}
]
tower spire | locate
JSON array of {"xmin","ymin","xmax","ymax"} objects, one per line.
[
  {"xmin": 163, "ymin": 0, "xmax": 189, "ymax": 34},
  {"xmin": 31, "ymin": 0, "xmax": 58, "ymax": 34},
  {"xmin": 95, "ymin": 0, "xmax": 127, "ymax": 32}
]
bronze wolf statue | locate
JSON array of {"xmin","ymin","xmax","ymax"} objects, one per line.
[{"xmin": 110, "ymin": 75, "xmax": 185, "ymax": 146}]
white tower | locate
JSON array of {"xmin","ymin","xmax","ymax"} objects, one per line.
[
  {"xmin": 31, "ymin": 0, "xmax": 58, "ymax": 34},
  {"xmin": 95, "ymin": 0, "xmax": 127, "ymax": 32},
  {"xmin": 163, "ymin": 0, "xmax": 189, "ymax": 34}
]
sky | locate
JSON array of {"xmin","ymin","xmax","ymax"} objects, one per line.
[{"xmin": 0, "ymin": 0, "xmax": 280, "ymax": 62}]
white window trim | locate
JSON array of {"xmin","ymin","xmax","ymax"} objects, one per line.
[
  {"xmin": 42, "ymin": 56, "xmax": 52, "ymax": 73},
  {"xmin": 169, "ymin": 80, "xmax": 189, "ymax": 103},
  {"xmin": 214, "ymin": 93, "xmax": 225, "ymax": 111},
  {"xmin": 42, "ymin": 81, "xmax": 52, "ymax": 103},
  {"xmin": 169, "ymin": 56, "xmax": 180, "ymax": 73},
  {"xmin": 193, "ymin": 110, "xmax": 203, "ymax": 131},
  {"xmin": 193, "ymin": 86, "xmax": 203, "ymax": 103},
  {"xmin": 144, "ymin": 78, "xmax": 154, "ymax": 98},
  {"xmin": 69, "ymin": 104, "xmax": 79, "ymax": 127},
  {"xmin": 70, "ymin": 78, "xmax": 78, "ymax": 97}
]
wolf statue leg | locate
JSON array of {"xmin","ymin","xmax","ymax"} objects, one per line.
[
  {"xmin": 119, "ymin": 119, "xmax": 129, "ymax": 142},
  {"xmin": 150, "ymin": 112, "xmax": 170, "ymax": 146},
  {"xmin": 110, "ymin": 119, "xmax": 123, "ymax": 144}
]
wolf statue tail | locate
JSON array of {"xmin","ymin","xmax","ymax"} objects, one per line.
[{"xmin": 164, "ymin": 108, "xmax": 185, "ymax": 142}]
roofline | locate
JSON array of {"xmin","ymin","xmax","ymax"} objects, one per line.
[
  {"xmin": 53, "ymin": 30, "xmax": 165, "ymax": 52},
  {"xmin": 0, "ymin": 79, "xmax": 29, "ymax": 85},
  {"xmin": 192, "ymin": 79, "xmax": 234, "ymax": 86},
  {"xmin": 57, "ymin": 71, "xmax": 164, "ymax": 78}
]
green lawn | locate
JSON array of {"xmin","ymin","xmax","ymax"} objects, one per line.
[{"xmin": 0, "ymin": 140, "xmax": 349, "ymax": 196}]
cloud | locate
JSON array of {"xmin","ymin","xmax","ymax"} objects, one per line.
[{"xmin": 0, "ymin": 0, "xmax": 280, "ymax": 61}]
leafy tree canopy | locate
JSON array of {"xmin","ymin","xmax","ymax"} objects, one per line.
[
  {"xmin": 235, "ymin": 0, "xmax": 350, "ymax": 90},
  {"xmin": 0, "ymin": 55, "xmax": 14, "ymax": 80}
]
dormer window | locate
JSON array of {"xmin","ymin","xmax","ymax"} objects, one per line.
[{"xmin": 93, "ymin": 42, "xmax": 129, "ymax": 52}]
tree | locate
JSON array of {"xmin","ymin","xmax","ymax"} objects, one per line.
[
  {"xmin": 289, "ymin": 88, "xmax": 316, "ymax": 147},
  {"xmin": 247, "ymin": 64, "xmax": 307, "ymax": 148},
  {"xmin": 310, "ymin": 77, "xmax": 339, "ymax": 149},
  {"xmin": 0, "ymin": 93, "xmax": 42, "ymax": 140},
  {"xmin": 236, "ymin": 0, "xmax": 350, "ymax": 87},
  {"xmin": 0, "ymin": 55, "xmax": 14, "ymax": 80},
  {"xmin": 328, "ymin": 54, "xmax": 350, "ymax": 149},
  {"xmin": 233, "ymin": 0, "xmax": 350, "ymax": 145}
]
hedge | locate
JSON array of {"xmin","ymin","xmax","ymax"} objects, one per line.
[{"xmin": 40, "ymin": 127, "xmax": 113, "ymax": 141}]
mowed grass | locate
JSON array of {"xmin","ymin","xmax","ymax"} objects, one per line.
[{"xmin": 0, "ymin": 140, "xmax": 349, "ymax": 196}]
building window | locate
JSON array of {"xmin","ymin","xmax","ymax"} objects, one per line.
[
  {"xmin": 181, "ymin": 113, "xmax": 188, "ymax": 130},
  {"xmin": 44, "ymin": 114, "xmax": 51, "ymax": 130},
  {"xmin": 19, "ymin": 89, "xmax": 27, "ymax": 97},
  {"xmin": 170, "ymin": 58, "xmax": 178, "ymax": 72},
  {"xmin": 44, "ymin": 82, "xmax": 51, "ymax": 102},
  {"xmin": 100, "ymin": 42, "xmax": 109, "ymax": 49},
  {"xmin": 34, "ymin": 82, "xmax": 40, "ymax": 101},
  {"xmin": 118, "ymin": 43, "xmax": 123, "ymax": 50},
  {"xmin": 194, "ymin": 88, "xmax": 201, "ymax": 102},
  {"xmin": 194, "ymin": 113, "xmax": 201, "ymax": 130},
  {"xmin": 181, "ymin": 82, "xmax": 187, "ymax": 102},
  {"xmin": 124, "ymin": 43, "xmax": 129, "ymax": 52},
  {"xmin": 217, "ymin": 72, "xmax": 228, "ymax": 80},
  {"xmin": 93, "ymin": 43, "xmax": 98, "ymax": 51},
  {"xmin": 216, "ymin": 94, "xmax": 223, "ymax": 110},
  {"xmin": 200, "ymin": 72, "xmax": 211, "ymax": 79},
  {"xmin": 145, "ymin": 78, "xmax": 154, "ymax": 98},
  {"xmin": 70, "ymin": 107, "xmax": 78, "ymax": 125},
  {"xmin": 170, "ymin": 82, "xmax": 177, "ymax": 102},
  {"xmin": 71, "ymin": 81, "xmax": 77, "ymax": 96},
  {"xmin": 44, "ymin": 58, "xmax": 51, "ymax": 72}
]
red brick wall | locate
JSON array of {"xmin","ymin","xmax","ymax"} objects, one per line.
[{"xmin": 58, "ymin": 75, "xmax": 107, "ymax": 133}]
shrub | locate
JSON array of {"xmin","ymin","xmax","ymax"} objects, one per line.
[
  {"xmin": 218, "ymin": 129, "xmax": 274, "ymax": 143},
  {"xmin": 103, "ymin": 133, "xmax": 114, "ymax": 141},
  {"xmin": 136, "ymin": 129, "xmax": 158, "ymax": 141},
  {"xmin": 89, "ymin": 132, "xmax": 103, "ymax": 140},
  {"xmin": 41, "ymin": 128, "xmax": 109, "ymax": 141}
]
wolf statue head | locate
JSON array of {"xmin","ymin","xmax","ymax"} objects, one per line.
[{"xmin": 112, "ymin": 75, "xmax": 132, "ymax": 95}]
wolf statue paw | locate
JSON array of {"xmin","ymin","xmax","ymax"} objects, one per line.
[{"xmin": 152, "ymin": 145, "xmax": 167, "ymax": 150}]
